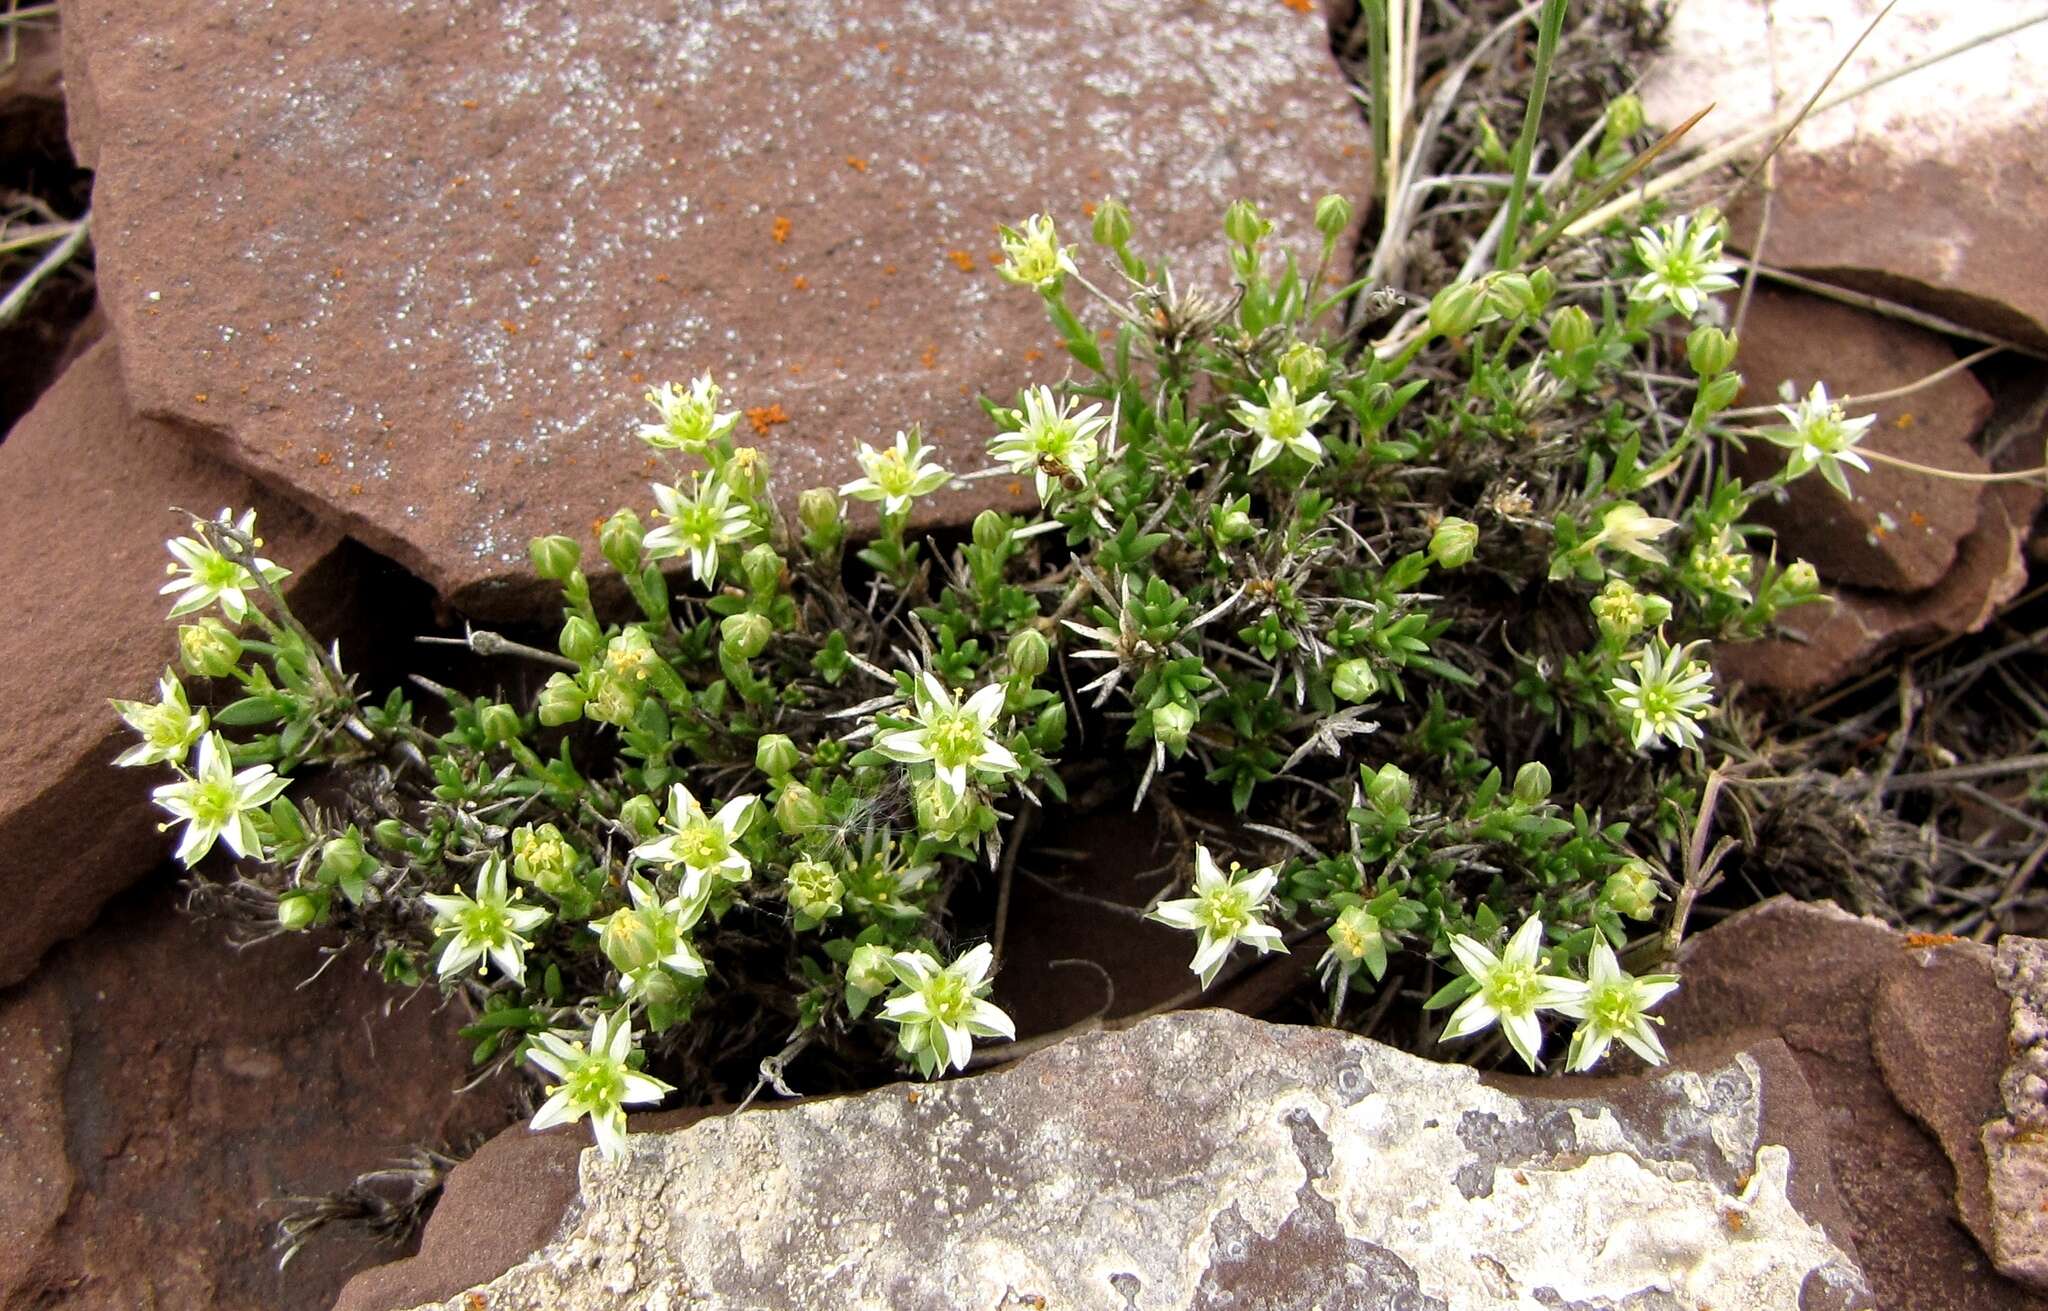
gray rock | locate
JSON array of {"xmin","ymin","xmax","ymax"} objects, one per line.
[
  {"xmin": 1987, "ymin": 937, "xmax": 2048, "ymax": 1290},
  {"xmin": 374, "ymin": 1011, "xmax": 1872, "ymax": 1311}
]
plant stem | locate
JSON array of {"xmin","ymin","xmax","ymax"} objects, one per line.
[{"xmin": 1496, "ymin": 0, "xmax": 1569, "ymax": 270}]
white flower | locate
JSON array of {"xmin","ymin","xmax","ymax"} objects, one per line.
[
  {"xmin": 879, "ymin": 943, "xmax": 1016, "ymax": 1077},
  {"xmin": 638, "ymin": 375, "xmax": 738, "ymax": 454},
  {"xmin": 1609, "ymin": 634, "xmax": 1716, "ymax": 751},
  {"xmin": 1759, "ymin": 382, "xmax": 1874, "ymax": 499},
  {"xmin": 839, "ymin": 429, "xmax": 950, "ymax": 517},
  {"xmin": 1237, "ymin": 376, "xmax": 1336, "ymax": 473},
  {"xmin": 873, "ymin": 673, "xmax": 1019, "ymax": 801},
  {"xmin": 631, "ymin": 783, "xmax": 757, "ymax": 901},
  {"xmin": 1552, "ymin": 941, "xmax": 1681, "ymax": 1072},
  {"xmin": 1147, "ymin": 845, "xmax": 1286, "ymax": 988},
  {"xmin": 995, "ymin": 214, "xmax": 1077, "ymax": 291},
  {"xmin": 643, "ymin": 474, "xmax": 753, "ymax": 585},
  {"xmin": 989, "ymin": 386, "xmax": 1108, "ymax": 501},
  {"xmin": 111, "ymin": 669, "xmax": 208, "ymax": 768},
  {"xmin": 160, "ymin": 508, "xmax": 289, "ymax": 622},
  {"xmin": 150, "ymin": 731, "xmax": 290, "ymax": 866},
  {"xmin": 595, "ymin": 875, "xmax": 710, "ymax": 980},
  {"xmin": 1586, "ymin": 502, "xmax": 1681, "ymax": 566},
  {"xmin": 1440, "ymin": 917, "xmax": 1585, "ymax": 1070},
  {"xmin": 1629, "ymin": 214, "xmax": 1737, "ymax": 317},
  {"xmin": 527, "ymin": 1010, "xmax": 673, "ymax": 1161},
  {"xmin": 423, "ymin": 854, "xmax": 552, "ymax": 985}
]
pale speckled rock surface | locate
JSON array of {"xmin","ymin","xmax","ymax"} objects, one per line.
[
  {"xmin": 380, "ymin": 1011, "xmax": 1872, "ymax": 1311},
  {"xmin": 1988, "ymin": 937, "xmax": 2048, "ymax": 1290},
  {"xmin": 58, "ymin": 0, "xmax": 1367, "ymax": 617}
]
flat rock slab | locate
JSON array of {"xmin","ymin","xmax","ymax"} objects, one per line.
[
  {"xmin": 373, "ymin": 1010, "xmax": 1872, "ymax": 1311},
  {"xmin": 60, "ymin": 0, "xmax": 1366, "ymax": 617}
]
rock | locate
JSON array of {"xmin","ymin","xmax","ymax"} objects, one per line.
[
  {"xmin": 0, "ymin": 878, "xmax": 513, "ymax": 1311},
  {"xmin": 57, "ymin": 0, "xmax": 1367, "ymax": 618},
  {"xmin": 1641, "ymin": 0, "xmax": 2048, "ymax": 349},
  {"xmin": 0, "ymin": 339, "xmax": 350, "ymax": 988},
  {"xmin": 1661, "ymin": 897, "xmax": 2048, "ymax": 1309},
  {"xmin": 351, "ymin": 1010, "xmax": 1874, "ymax": 1311},
  {"xmin": 1729, "ymin": 285, "xmax": 1993, "ymax": 594},
  {"xmin": 1986, "ymin": 936, "xmax": 2048, "ymax": 1289}
]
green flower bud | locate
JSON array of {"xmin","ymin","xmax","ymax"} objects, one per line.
[
  {"xmin": 1547, "ymin": 305, "xmax": 1595, "ymax": 357},
  {"xmin": 1484, "ymin": 271, "xmax": 1539, "ymax": 321},
  {"xmin": 1428, "ymin": 279, "xmax": 1488, "ymax": 338},
  {"xmin": 798, "ymin": 487, "xmax": 843, "ymax": 540},
  {"xmin": 1007, "ymin": 628, "xmax": 1049, "ymax": 680},
  {"xmin": 1151, "ymin": 701, "xmax": 1195, "ymax": 753},
  {"xmin": 558, "ymin": 615, "xmax": 603, "ymax": 665},
  {"xmin": 604, "ymin": 629, "xmax": 660, "ymax": 684},
  {"xmin": 178, "ymin": 618, "xmax": 244, "ymax": 678},
  {"xmin": 1211, "ymin": 497, "xmax": 1257, "ymax": 545},
  {"xmin": 1512, "ymin": 761, "xmax": 1553, "ymax": 806},
  {"xmin": 528, "ymin": 534, "xmax": 581, "ymax": 582},
  {"xmin": 1223, "ymin": 199, "xmax": 1271, "ymax": 247},
  {"xmin": 1091, "ymin": 197, "xmax": 1133, "ymax": 248},
  {"xmin": 1604, "ymin": 92, "xmax": 1645, "ymax": 141},
  {"xmin": 720, "ymin": 611, "xmax": 772, "ymax": 660},
  {"xmin": 774, "ymin": 783, "xmax": 824, "ymax": 837},
  {"xmin": 914, "ymin": 778, "xmax": 978, "ymax": 841},
  {"xmin": 620, "ymin": 793, "xmax": 662, "ymax": 839},
  {"xmin": 1527, "ymin": 267, "xmax": 1557, "ymax": 313},
  {"xmin": 755, "ymin": 733, "xmax": 801, "ymax": 779},
  {"xmin": 1034, "ymin": 700, "xmax": 1068, "ymax": 749},
  {"xmin": 599, "ymin": 508, "xmax": 644, "ymax": 574},
  {"xmin": 1428, "ymin": 516, "xmax": 1480, "ymax": 569},
  {"xmin": 1365, "ymin": 763, "xmax": 1413, "ymax": 814},
  {"xmin": 1314, "ymin": 193, "xmax": 1354, "ymax": 242},
  {"xmin": 536, "ymin": 671, "xmax": 586, "ymax": 726},
  {"xmin": 846, "ymin": 941, "xmax": 895, "ymax": 997},
  {"xmin": 726, "ymin": 446, "xmax": 768, "ymax": 499},
  {"xmin": 972, "ymin": 509, "xmax": 1009, "ymax": 553},
  {"xmin": 1782, "ymin": 560, "xmax": 1821, "ymax": 595},
  {"xmin": 1277, "ymin": 341, "xmax": 1328, "ymax": 395},
  {"xmin": 628, "ymin": 964, "xmax": 686, "ymax": 1009},
  {"xmin": 317, "ymin": 832, "xmax": 376, "ymax": 893},
  {"xmin": 1331, "ymin": 658, "xmax": 1381, "ymax": 704},
  {"xmin": 371, "ymin": 818, "xmax": 410, "ymax": 852},
  {"xmin": 1686, "ymin": 325, "xmax": 1738, "ymax": 379},
  {"xmin": 276, "ymin": 890, "xmax": 323, "ymax": 931},
  {"xmin": 478, "ymin": 702, "xmax": 523, "ymax": 747},
  {"xmin": 599, "ymin": 907, "xmax": 662, "ymax": 974},
  {"xmin": 512, "ymin": 823, "xmax": 580, "ymax": 899},
  {"xmin": 1600, "ymin": 860, "xmax": 1661, "ymax": 920},
  {"xmin": 741, "ymin": 543, "xmax": 784, "ymax": 596},
  {"xmin": 1327, "ymin": 905, "xmax": 1389, "ymax": 979},
  {"xmin": 581, "ymin": 668, "xmax": 639, "ymax": 726},
  {"xmin": 1696, "ymin": 371, "xmax": 1743, "ymax": 415}
]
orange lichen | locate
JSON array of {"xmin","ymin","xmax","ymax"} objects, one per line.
[
  {"xmin": 920, "ymin": 343, "xmax": 938, "ymax": 368},
  {"xmin": 1023, "ymin": 348, "xmax": 1043, "ymax": 364},
  {"xmin": 1006, "ymin": 480, "xmax": 1024, "ymax": 497},
  {"xmin": 746, "ymin": 403, "xmax": 791, "ymax": 435},
  {"xmin": 947, "ymin": 249, "xmax": 975, "ymax": 272},
  {"xmin": 460, "ymin": 98, "xmax": 480, "ymax": 110},
  {"xmin": 1894, "ymin": 412, "xmax": 1916, "ymax": 429},
  {"xmin": 1908, "ymin": 509, "xmax": 1929, "ymax": 528},
  {"xmin": 1905, "ymin": 932, "xmax": 1964, "ymax": 948},
  {"xmin": 654, "ymin": 272, "xmax": 670, "ymax": 284},
  {"xmin": 846, "ymin": 155, "xmax": 869, "ymax": 172},
  {"xmin": 501, "ymin": 320, "xmax": 521, "ymax": 334},
  {"xmin": 1082, "ymin": 201, "xmax": 1098, "ymax": 217},
  {"xmin": 771, "ymin": 215, "xmax": 792, "ymax": 244},
  {"xmin": 348, "ymin": 482, "xmax": 364, "ymax": 496},
  {"xmin": 315, "ymin": 450, "xmax": 334, "ymax": 466},
  {"xmin": 793, "ymin": 274, "xmax": 810, "ymax": 290},
  {"xmin": 629, "ymin": 371, "xmax": 646, "ymax": 384},
  {"xmin": 1282, "ymin": 0, "xmax": 1315, "ymax": 11},
  {"xmin": 883, "ymin": 263, "xmax": 899, "ymax": 276},
  {"xmin": 193, "ymin": 392, "xmax": 208, "ymax": 403}
]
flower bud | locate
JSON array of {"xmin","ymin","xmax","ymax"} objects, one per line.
[
  {"xmin": 1782, "ymin": 560, "xmax": 1820, "ymax": 595},
  {"xmin": 774, "ymin": 782, "xmax": 824, "ymax": 836},
  {"xmin": 178, "ymin": 619, "xmax": 244, "ymax": 678},
  {"xmin": 1277, "ymin": 341, "xmax": 1328, "ymax": 395},
  {"xmin": 371, "ymin": 818, "xmax": 411, "ymax": 852},
  {"xmin": 478, "ymin": 702, "xmax": 523, "ymax": 747},
  {"xmin": 1223, "ymin": 199, "xmax": 1271, "ymax": 247},
  {"xmin": 600, "ymin": 508, "xmax": 644, "ymax": 574},
  {"xmin": 599, "ymin": 907, "xmax": 662, "ymax": 974},
  {"xmin": 1326, "ymin": 905, "xmax": 1387, "ymax": 976},
  {"xmin": 786, "ymin": 859, "xmax": 845, "ymax": 925},
  {"xmin": 1428, "ymin": 516, "xmax": 1480, "ymax": 569},
  {"xmin": 1686, "ymin": 325, "xmax": 1737, "ymax": 378},
  {"xmin": 1428, "ymin": 279, "xmax": 1488, "ymax": 338},
  {"xmin": 798, "ymin": 487, "xmax": 842, "ymax": 540},
  {"xmin": 528, "ymin": 534, "xmax": 581, "ymax": 582},
  {"xmin": 512, "ymin": 823, "xmax": 580, "ymax": 899},
  {"xmin": 755, "ymin": 733, "xmax": 801, "ymax": 779},
  {"xmin": 620, "ymin": 793, "xmax": 662, "ymax": 838},
  {"xmin": 318, "ymin": 832, "xmax": 376, "ymax": 890},
  {"xmin": 627, "ymin": 964, "xmax": 686, "ymax": 1009},
  {"xmin": 536, "ymin": 671, "xmax": 587, "ymax": 726},
  {"xmin": 1696, "ymin": 371, "xmax": 1742, "ymax": 415},
  {"xmin": 558, "ymin": 615, "xmax": 603, "ymax": 665},
  {"xmin": 1151, "ymin": 701, "xmax": 1195, "ymax": 753},
  {"xmin": 1512, "ymin": 761, "xmax": 1553, "ymax": 806},
  {"xmin": 276, "ymin": 890, "xmax": 323, "ymax": 931},
  {"xmin": 1600, "ymin": 860, "xmax": 1660, "ymax": 920},
  {"xmin": 1527, "ymin": 267, "xmax": 1556, "ymax": 313},
  {"xmin": 1090, "ymin": 197, "xmax": 1133, "ymax": 248},
  {"xmin": 972, "ymin": 509, "xmax": 1009, "ymax": 553},
  {"xmin": 914, "ymin": 778, "xmax": 978, "ymax": 841},
  {"xmin": 725, "ymin": 446, "xmax": 768, "ymax": 499},
  {"xmin": 581, "ymin": 669, "xmax": 639, "ymax": 726},
  {"xmin": 1483, "ymin": 271, "xmax": 1538, "ymax": 321},
  {"xmin": 1547, "ymin": 305, "xmax": 1595, "ymax": 357},
  {"xmin": 1331, "ymin": 658, "xmax": 1381, "ymax": 704},
  {"xmin": 1314, "ymin": 193, "xmax": 1354, "ymax": 242},
  {"xmin": 605, "ymin": 629, "xmax": 660, "ymax": 683},
  {"xmin": 1604, "ymin": 92, "xmax": 1645, "ymax": 141},
  {"xmin": 741, "ymin": 543, "xmax": 784, "ymax": 596},
  {"xmin": 1007, "ymin": 628, "xmax": 1049, "ymax": 680},
  {"xmin": 720, "ymin": 611, "xmax": 772, "ymax": 660},
  {"xmin": 846, "ymin": 941, "xmax": 895, "ymax": 997},
  {"xmin": 1365, "ymin": 762, "xmax": 1413, "ymax": 814},
  {"xmin": 1211, "ymin": 498, "xmax": 1257, "ymax": 545}
]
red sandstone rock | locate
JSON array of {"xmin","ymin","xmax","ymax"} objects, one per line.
[{"xmin": 58, "ymin": 0, "xmax": 1367, "ymax": 618}]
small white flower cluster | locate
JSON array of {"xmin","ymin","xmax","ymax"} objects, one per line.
[
  {"xmin": 1439, "ymin": 917, "xmax": 1678, "ymax": 1071},
  {"xmin": 1628, "ymin": 214, "xmax": 1737, "ymax": 319}
]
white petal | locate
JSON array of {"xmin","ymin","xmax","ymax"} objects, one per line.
[
  {"xmin": 966, "ymin": 998, "xmax": 1016, "ymax": 1040},
  {"xmin": 621, "ymin": 1071, "xmax": 670, "ymax": 1105},
  {"xmin": 943, "ymin": 1022, "xmax": 973, "ymax": 1073},
  {"xmin": 952, "ymin": 943, "xmax": 995, "ymax": 987},
  {"xmin": 529, "ymin": 1089, "xmax": 582, "ymax": 1131},
  {"xmin": 1441, "ymin": 994, "xmax": 1499, "ymax": 1042}
]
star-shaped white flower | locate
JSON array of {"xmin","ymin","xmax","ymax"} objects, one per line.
[
  {"xmin": 527, "ymin": 1010, "xmax": 673, "ymax": 1161},
  {"xmin": 1237, "ymin": 375, "xmax": 1336, "ymax": 473},
  {"xmin": 637, "ymin": 375, "xmax": 739, "ymax": 454},
  {"xmin": 1759, "ymin": 382, "xmax": 1875, "ymax": 499},
  {"xmin": 630, "ymin": 783, "xmax": 757, "ymax": 901},
  {"xmin": 1440, "ymin": 916, "xmax": 1585, "ymax": 1070},
  {"xmin": 423, "ymin": 854, "xmax": 552, "ymax": 986},
  {"xmin": 879, "ymin": 943, "xmax": 1016, "ymax": 1077},
  {"xmin": 160, "ymin": 508, "xmax": 290, "ymax": 622},
  {"xmin": 112, "ymin": 669, "xmax": 209, "ymax": 768},
  {"xmin": 150, "ymin": 731, "xmax": 290, "ymax": 866},
  {"xmin": 989, "ymin": 386, "xmax": 1108, "ymax": 501},
  {"xmin": 643, "ymin": 474, "xmax": 754, "ymax": 585},
  {"xmin": 1147, "ymin": 845, "xmax": 1286, "ymax": 988},
  {"xmin": 1552, "ymin": 941, "xmax": 1681, "ymax": 1072},
  {"xmin": 995, "ymin": 213, "xmax": 1077, "ymax": 291},
  {"xmin": 839, "ymin": 429, "xmax": 950, "ymax": 516},
  {"xmin": 872, "ymin": 673, "xmax": 1019, "ymax": 801},
  {"xmin": 1586, "ymin": 502, "xmax": 1681, "ymax": 566},
  {"xmin": 595, "ymin": 874, "xmax": 711, "ymax": 982},
  {"xmin": 1608, "ymin": 634, "xmax": 1716, "ymax": 751},
  {"xmin": 1629, "ymin": 214, "xmax": 1738, "ymax": 317}
]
